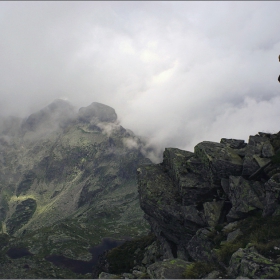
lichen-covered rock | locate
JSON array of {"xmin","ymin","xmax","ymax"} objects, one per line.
[
  {"xmin": 194, "ymin": 141, "xmax": 243, "ymax": 185},
  {"xmin": 137, "ymin": 164, "xmax": 205, "ymax": 247},
  {"xmin": 263, "ymin": 173, "xmax": 280, "ymax": 216},
  {"xmin": 220, "ymin": 138, "xmax": 247, "ymax": 149},
  {"xmin": 78, "ymin": 102, "xmax": 117, "ymax": 123},
  {"xmin": 203, "ymin": 200, "xmax": 224, "ymax": 227},
  {"xmin": 147, "ymin": 258, "xmax": 191, "ymax": 279},
  {"xmin": 226, "ymin": 176, "xmax": 265, "ymax": 222},
  {"xmin": 179, "ymin": 173, "xmax": 219, "ymax": 207},
  {"xmin": 262, "ymin": 141, "xmax": 275, "ymax": 158},
  {"xmin": 228, "ymin": 246, "xmax": 280, "ymax": 279},
  {"xmin": 142, "ymin": 241, "xmax": 161, "ymax": 266},
  {"xmin": 186, "ymin": 228, "xmax": 215, "ymax": 263},
  {"xmin": 162, "ymin": 148, "xmax": 193, "ymax": 184},
  {"xmin": 242, "ymin": 135, "xmax": 271, "ymax": 177}
]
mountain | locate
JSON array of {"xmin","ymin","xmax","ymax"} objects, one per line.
[
  {"xmin": 0, "ymin": 100, "xmax": 152, "ymax": 278},
  {"xmin": 96, "ymin": 131, "xmax": 280, "ymax": 279}
]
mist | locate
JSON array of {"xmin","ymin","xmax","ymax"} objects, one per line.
[{"xmin": 1, "ymin": 1, "xmax": 280, "ymax": 158}]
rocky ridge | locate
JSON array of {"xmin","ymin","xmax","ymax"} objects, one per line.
[{"xmin": 98, "ymin": 131, "xmax": 280, "ymax": 279}]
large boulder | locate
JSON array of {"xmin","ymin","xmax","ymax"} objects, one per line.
[
  {"xmin": 203, "ymin": 200, "xmax": 225, "ymax": 227},
  {"xmin": 78, "ymin": 102, "xmax": 117, "ymax": 123},
  {"xmin": 263, "ymin": 173, "xmax": 280, "ymax": 216},
  {"xmin": 186, "ymin": 228, "xmax": 215, "ymax": 263},
  {"xmin": 228, "ymin": 246, "xmax": 280, "ymax": 279},
  {"xmin": 242, "ymin": 135, "xmax": 273, "ymax": 177},
  {"xmin": 194, "ymin": 141, "xmax": 243, "ymax": 185},
  {"xmin": 137, "ymin": 164, "xmax": 206, "ymax": 249},
  {"xmin": 226, "ymin": 176, "xmax": 265, "ymax": 222}
]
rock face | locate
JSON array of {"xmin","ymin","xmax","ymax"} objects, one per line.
[{"xmin": 134, "ymin": 132, "xmax": 280, "ymax": 278}]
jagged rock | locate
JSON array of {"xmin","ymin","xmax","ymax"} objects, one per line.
[
  {"xmin": 228, "ymin": 246, "xmax": 280, "ymax": 279},
  {"xmin": 203, "ymin": 200, "xmax": 224, "ymax": 227},
  {"xmin": 263, "ymin": 173, "xmax": 280, "ymax": 216},
  {"xmin": 147, "ymin": 258, "xmax": 191, "ymax": 279},
  {"xmin": 227, "ymin": 228, "xmax": 243, "ymax": 242},
  {"xmin": 226, "ymin": 176, "xmax": 265, "ymax": 222},
  {"xmin": 220, "ymin": 138, "xmax": 247, "ymax": 149},
  {"xmin": 78, "ymin": 102, "xmax": 117, "ymax": 123},
  {"xmin": 179, "ymin": 173, "xmax": 219, "ymax": 206},
  {"xmin": 262, "ymin": 141, "xmax": 275, "ymax": 158},
  {"xmin": 253, "ymin": 155, "xmax": 271, "ymax": 168},
  {"xmin": 242, "ymin": 135, "xmax": 271, "ymax": 177},
  {"xmin": 186, "ymin": 228, "xmax": 215, "ymax": 263},
  {"xmin": 163, "ymin": 148, "xmax": 193, "ymax": 183},
  {"xmin": 194, "ymin": 141, "xmax": 243, "ymax": 185},
  {"xmin": 138, "ymin": 164, "xmax": 204, "ymax": 247}
]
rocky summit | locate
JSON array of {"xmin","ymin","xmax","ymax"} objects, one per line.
[
  {"xmin": 97, "ymin": 131, "xmax": 280, "ymax": 279},
  {"xmin": 0, "ymin": 100, "xmax": 152, "ymax": 278}
]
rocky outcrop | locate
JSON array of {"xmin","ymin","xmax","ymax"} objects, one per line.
[
  {"xmin": 78, "ymin": 102, "xmax": 117, "ymax": 123},
  {"xmin": 134, "ymin": 131, "xmax": 280, "ymax": 278},
  {"xmin": 228, "ymin": 246, "xmax": 280, "ymax": 279}
]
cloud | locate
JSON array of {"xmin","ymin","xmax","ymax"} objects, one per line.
[{"xmin": 1, "ymin": 1, "xmax": 280, "ymax": 162}]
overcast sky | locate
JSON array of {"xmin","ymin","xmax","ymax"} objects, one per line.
[{"xmin": 1, "ymin": 1, "xmax": 280, "ymax": 158}]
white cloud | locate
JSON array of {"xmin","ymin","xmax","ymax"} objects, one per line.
[{"xmin": 1, "ymin": 1, "xmax": 280, "ymax": 162}]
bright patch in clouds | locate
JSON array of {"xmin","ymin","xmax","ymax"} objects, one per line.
[{"xmin": 1, "ymin": 1, "xmax": 280, "ymax": 162}]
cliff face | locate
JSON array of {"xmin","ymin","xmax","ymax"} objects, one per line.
[{"xmin": 135, "ymin": 132, "xmax": 280, "ymax": 279}]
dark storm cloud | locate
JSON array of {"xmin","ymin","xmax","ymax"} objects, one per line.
[{"xmin": 1, "ymin": 1, "xmax": 280, "ymax": 161}]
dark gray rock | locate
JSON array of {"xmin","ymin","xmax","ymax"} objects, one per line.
[
  {"xmin": 180, "ymin": 173, "xmax": 218, "ymax": 207},
  {"xmin": 220, "ymin": 138, "xmax": 247, "ymax": 149},
  {"xmin": 186, "ymin": 228, "xmax": 215, "ymax": 263},
  {"xmin": 228, "ymin": 246, "xmax": 280, "ymax": 279},
  {"xmin": 194, "ymin": 141, "xmax": 243, "ymax": 185},
  {"xmin": 203, "ymin": 200, "xmax": 224, "ymax": 227},
  {"xmin": 226, "ymin": 176, "xmax": 265, "ymax": 222},
  {"xmin": 263, "ymin": 173, "xmax": 280, "ymax": 216},
  {"xmin": 163, "ymin": 148, "xmax": 193, "ymax": 184},
  {"xmin": 138, "ymin": 164, "xmax": 205, "ymax": 247},
  {"xmin": 262, "ymin": 141, "xmax": 275, "ymax": 158},
  {"xmin": 227, "ymin": 228, "xmax": 243, "ymax": 242}
]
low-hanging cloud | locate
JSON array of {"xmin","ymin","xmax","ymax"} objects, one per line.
[{"xmin": 1, "ymin": 1, "xmax": 280, "ymax": 162}]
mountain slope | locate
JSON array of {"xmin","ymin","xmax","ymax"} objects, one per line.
[{"xmin": 0, "ymin": 100, "xmax": 151, "ymax": 278}]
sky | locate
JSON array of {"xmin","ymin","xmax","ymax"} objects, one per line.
[{"xmin": 1, "ymin": 1, "xmax": 280, "ymax": 160}]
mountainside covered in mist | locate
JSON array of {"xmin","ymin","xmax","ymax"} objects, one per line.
[
  {"xmin": 0, "ymin": 99, "xmax": 152, "ymax": 278},
  {"xmin": 96, "ymin": 131, "xmax": 280, "ymax": 279}
]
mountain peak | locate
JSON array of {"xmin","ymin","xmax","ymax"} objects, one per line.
[{"xmin": 78, "ymin": 102, "xmax": 117, "ymax": 123}]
